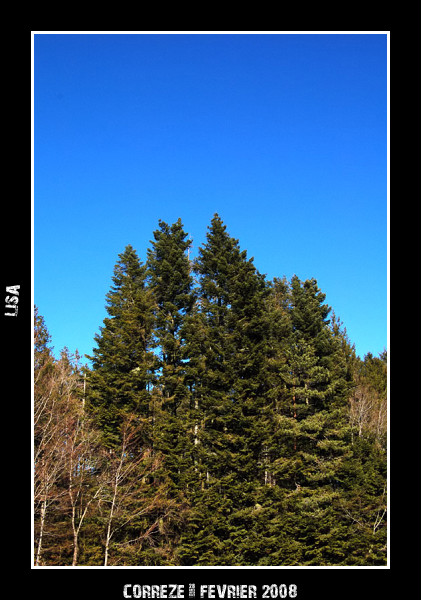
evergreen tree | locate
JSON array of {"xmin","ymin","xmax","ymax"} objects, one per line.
[
  {"xmin": 146, "ymin": 219, "xmax": 196, "ymax": 495},
  {"xmin": 249, "ymin": 278, "xmax": 358, "ymax": 564},
  {"xmin": 86, "ymin": 245, "xmax": 156, "ymax": 448},
  {"xmin": 179, "ymin": 214, "xmax": 270, "ymax": 564},
  {"xmin": 34, "ymin": 218, "xmax": 387, "ymax": 567},
  {"xmin": 288, "ymin": 276, "xmax": 335, "ymax": 411},
  {"xmin": 146, "ymin": 218, "xmax": 195, "ymax": 411}
]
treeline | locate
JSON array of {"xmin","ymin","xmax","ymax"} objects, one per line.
[{"xmin": 34, "ymin": 214, "xmax": 387, "ymax": 566}]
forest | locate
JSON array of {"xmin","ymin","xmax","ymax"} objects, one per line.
[{"xmin": 33, "ymin": 214, "xmax": 387, "ymax": 566}]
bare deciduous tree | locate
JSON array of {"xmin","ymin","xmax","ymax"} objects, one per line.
[
  {"xmin": 349, "ymin": 375, "xmax": 387, "ymax": 447},
  {"xmin": 95, "ymin": 414, "xmax": 186, "ymax": 566}
]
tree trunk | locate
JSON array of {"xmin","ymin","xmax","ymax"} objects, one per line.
[
  {"xmin": 35, "ymin": 497, "xmax": 47, "ymax": 566},
  {"xmin": 71, "ymin": 505, "xmax": 79, "ymax": 566}
]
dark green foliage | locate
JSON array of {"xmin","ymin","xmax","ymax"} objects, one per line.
[
  {"xmin": 187, "ymin": 215, "xmax": 270, "ymax": 476},
  {"xmin": 34, "ymin": 215, "xmax": 387, "ymax": 566},
  {"xmin": 145, "ymin": 219, "xmax": 196, "ymax": 497},
  {"xmin": 147, "ymin": 218, "xmax": 195, "ymax": 406},
  {"xmin": 85, "ymin": 245, "xmax": 156, "ymax": 447}
]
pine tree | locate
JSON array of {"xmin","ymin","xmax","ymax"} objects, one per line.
[
  {"xmin": 247, "ymin": 277, "xmax": 358, "ymax": 564},
  {"xmin": 179, "ymin": 214, "xmax": 270, "ymax": 564},
  {"xmin": 34, "ymin": 218, "xmax": 387, "ymax": 566},
  {"xmin": 146, "ymin": 219, "xmax": 194, "ymax": 406},
  {"xmin": 85, "ymin": 245, "xmax": 156, "ymax": 448},
  {"xmin": 283, "ymin": 281, "xmax": 372, "ymax": 564},
  {"xmin": 146, "ymin": 219, "xmax": 196, "ymax": 495}
]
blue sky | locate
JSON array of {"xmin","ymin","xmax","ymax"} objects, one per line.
[{"xmin": 33, "ymin": 32, "xmax": 387, "ymax": 363}]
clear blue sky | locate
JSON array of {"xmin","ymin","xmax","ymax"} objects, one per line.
[{"xmin": 34, "ymin": 32, "xmax": 387, "ymax": 363}]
